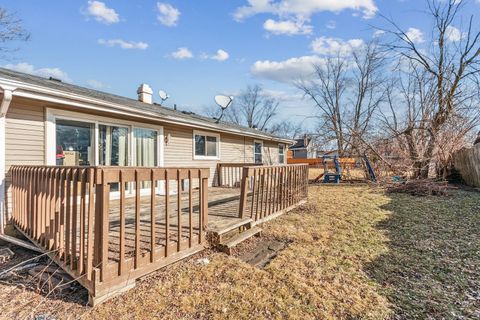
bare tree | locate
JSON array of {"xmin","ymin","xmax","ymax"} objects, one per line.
[
  {"xmin": 379, "ymin": 0, "xmax": 480, "ymax": 178},
  {"xmin": 297, "ymin": 40, "xmax": 386, "ymax": 157},
  {"xmin": 268, "ymin": 120, "xmax": 302, "ymax": 138},
  {"xmin": 227, "ymin": 85, "xmax": 279, "ymax": 130},
  {"xmin": 204, "ymin": 85, "xmax": 280, "ymax": 131},
  {"xmin": 0, "ymin": 7, "xmax": 29, "ymax": 57}
]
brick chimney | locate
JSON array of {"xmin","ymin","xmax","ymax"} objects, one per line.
[{"xmin": 137, "ymin": 83, "xmax": 153, "ymax": 104}]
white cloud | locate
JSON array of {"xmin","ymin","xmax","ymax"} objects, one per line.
[
  {"xmin": 86, "ymin": 79, "xmax": 105, "ymax": 89},
  {"xmin": 261, "ymin": 88, "xmax": 303, "ymax": 101},
  {"xmin": 85, "ymin": 1, "xmax": 119, "ymax": 24},
  {"xmin": 234, "ymin": 0, "xmax": 378, "ymax": 21},
  {"xmin": 372, "ymin": 29, "xmax": 385, "ymax": 38},
  {"xmin": 211, "ymin": 49, "xmax": 230, "ymax": 61},
  {"xmin": 98, "ymin": 39, "xmax": 149, "ymax": 50},
  {"xmin": 4, "ymin": 62, "xmax": 72, "ymax": 82},
  {"xmin": 326, "ymin": 20, "xmax": 336, "ymax": 29},
  {"xmin": 445, "ymin": 25, "xmax": 462, "ymax": 42},
  {"xmin": 310, "ymin": 36, "xmax": 365, "ymax": 56},
  {"xmin": 405, "ymin": 27, "xmax": 424, "ymax": 44},
  {"xmin": 157, "ymin": 2, "xmax": 180, "ymax": 27},
  {"xmin": 201, "ymin": 49, "xmax": 230, "ymax": 61},
  {"xmin": 171, "ymin": 47, "xmax": 193, "ymax": 59},
  {"xmin": 263, "ymin": 18, "xmax": 312, "ymax": 35},
  {"xmin": 251, "ymin": 55, "xmax": 327, "ymax": 83}
]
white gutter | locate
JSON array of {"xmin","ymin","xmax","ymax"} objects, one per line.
[
  {"xmin": 0, "ymin": 86, "xmax": 14, "ymax": 234},
  {"xmin": 0, "ymin": 77, "xmax": 294, "ymax": 145}
]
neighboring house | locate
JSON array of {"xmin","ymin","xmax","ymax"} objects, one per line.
[
  {"xmin": 289, "ymin": 135, "xmax": 316, "ymax": 159},
  {"xmin": 0, "ymin": 68, "xmax": 291, "ymax": 227}
]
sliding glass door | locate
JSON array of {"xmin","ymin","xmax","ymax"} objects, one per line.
[
  {"xmin": 99, "ymin": 125, "xmax": 129, "ymax": 166},
  {"xmin": 134, "ymin": 128, "xmax": 158, "ymax": 167},
  {"xmin": 52, "ymin": 113, "xmax": 162, "ymax": 172}
]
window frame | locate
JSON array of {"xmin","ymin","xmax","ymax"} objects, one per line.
[
  {"xmin": 192, "ymin": 130, "xmax": 221, "ymax": 160},
  {"xmin": 253, "ymin": 140, "xmax": 263, "ymax": 164},
  {"xmin": 278, "ymin": 144, "xmax": 285, "ymax": 164},
  {"xmin": 132, "ymin": 126, "xmax": 161, "ymax": 167}
]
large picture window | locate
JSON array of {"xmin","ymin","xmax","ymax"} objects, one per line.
[
  {"xmin": 194, "ymin": 131, "xmax": 220, "ymax": 160},
  {"xmin": 56, "ymin": 119, "xmax": 94, "ymax": 166},
  {"xmin": 254, "ymin": 141, "xmax": 263, "ymax": 164}
]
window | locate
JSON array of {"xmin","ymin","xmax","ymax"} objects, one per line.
[
  {"xmin": 279, "ymin": 144, "xmax": 285, "ymax": 164},
  {"xmin": 254, "ymin": 141, "xmax": 263, "ymax": 164},
  {"xmin": 56, "ymin": 119, "xmax": 94, "ymax": 166},
  {"xmin": 134, "ymin": 128, "xmax": 158, "ymax": 167},
  {"xmin": 194, "ymin": 131, "xmax": 220, "ymax": 159},
  {"xmin": 99, "ymin": 125, "xmax": 129, "ymax": 166}
]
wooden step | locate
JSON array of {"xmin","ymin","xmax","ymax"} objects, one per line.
[
  {"xmin": 218, "ymin": 227, "xmax": 262, "ymax": 255},
  {"xmin": 214, "ymin": 218, "xmax": 253, "ymax": 236}
]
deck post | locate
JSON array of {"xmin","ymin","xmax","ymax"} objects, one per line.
[
  {"xmin": 238, "ymin": 167, "xmax": 250, "ymax": 219},
  {"xmin": 202, "ymin": 177, "xmax": 209, "ymax": 232},
  {"xmin": 94, "ymin": 168, "xmax": 110, "ymax": 281},
  {"xmin": 217, "ymin": 163, "xmax": 222, "ymax": 187}
]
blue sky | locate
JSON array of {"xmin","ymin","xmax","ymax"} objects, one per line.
[{"xmin": 2, "ymin": 0, "xmax": 479, "ymax": 130}]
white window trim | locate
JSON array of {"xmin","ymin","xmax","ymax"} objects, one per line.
[
  {"xmin": 45, "ymin": 108, "xmax": 164, "ymax": 167},
  {"xmin": 193, "ymin": 130, "xmax": 221, "ymax": 160},
  {"xmin": 254, "ymin": 140, "xmax": 263, "ymax": 164},
  {"xmin": 278, "ymin": 143, "xmax": 285, "ymax": 164}
]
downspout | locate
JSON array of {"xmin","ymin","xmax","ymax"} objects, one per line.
[{"xmin": 0, "ymin": 87, "xmax": 14, "ymax": 234}]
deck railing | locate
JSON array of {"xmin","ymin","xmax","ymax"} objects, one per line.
[
  {"xmin": 216, "ymin": 163, "xmax": 262, "ymax": 188},
  {"xmin": 238, "ymin": 164, "xmax": 308, "ymax": 223},
  {"xmin": 9, "ymin": 165, "xmax": 209, "ymax": 305}
]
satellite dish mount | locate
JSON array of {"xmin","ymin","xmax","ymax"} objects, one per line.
[{"xmin": 214, "ymin": 95, "xmax": 233, "ymax": 123}]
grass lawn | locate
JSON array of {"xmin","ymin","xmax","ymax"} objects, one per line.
[{"xmin": 1, "ymin": 184, "xmax": 479, "ymax": 319}]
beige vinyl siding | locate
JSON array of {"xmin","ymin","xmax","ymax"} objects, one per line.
[
  {"xmin": 163, "ymin": 125, "xmax": 258, "ymax": 186},
  {"xmin": 5, "ymin": 101, "xmax": 45, "ymax": 215},
  {"xmin": 5, "ymin": 103, "xmax": 45, "ymax": 168}
]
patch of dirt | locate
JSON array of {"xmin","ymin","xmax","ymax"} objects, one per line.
[{"xmin": 239, "ymin": 239, "xmax": 287, "ymax": 268}]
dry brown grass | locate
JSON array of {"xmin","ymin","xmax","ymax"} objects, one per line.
[
  {"xmin": 84, "ymin": 185, "xmax": 392, "ymax": 320},
  {"xmin": 1, "ymin": 184, "xmax": 479, "ymax": 319}
]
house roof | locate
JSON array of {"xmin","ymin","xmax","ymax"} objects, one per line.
[
  {"xmin": 0, "ymin": 67, "xmax": 293, "ymax": 144},
  {"xmin": 289, "ymin": 137, "xmax": 311, "ymax": 150}
]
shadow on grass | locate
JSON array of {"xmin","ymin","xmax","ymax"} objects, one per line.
[{"xmin": 366, "ymin": 189, "xmax": 480, "ymax": 319}]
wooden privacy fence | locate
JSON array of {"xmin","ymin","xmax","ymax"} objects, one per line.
[
  {"xmin": 238, "ymin": 164, "xmax": 309, "ymax": 223},
  {"xmin": 216, "ymin": 163, "xmax": 262, "ymax": 187},
  {"xmin": 9, "ymin": 165, "xmax": 210, "ymax": 305},
  {"xmin": 454, "ymin": 144, "xmax": 480, "ymax": 187}
]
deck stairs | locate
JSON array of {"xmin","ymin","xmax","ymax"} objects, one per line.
[{"xmin": 208, "ymin": 218, "xmax": 262, "ymax": 255}]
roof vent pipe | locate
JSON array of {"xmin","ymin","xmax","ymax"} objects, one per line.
[{"xmin": 137, "ymin": 83, "xmax": 153, "ymax": 104}]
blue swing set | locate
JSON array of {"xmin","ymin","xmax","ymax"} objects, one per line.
[{"xmin": 313, "ymin": 154, "xmax": 376, "ymax": 184}]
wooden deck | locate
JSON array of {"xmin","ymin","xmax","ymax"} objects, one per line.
[
  {"xmin": 9, "ymin": 164, "xmax": 309, "ymax": 305},
  {"xmin": 105, "ymin": 187, "xmax": 245, "ymax": 262}
]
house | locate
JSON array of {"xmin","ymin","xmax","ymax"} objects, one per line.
[
  {"xmin": 0, "ymin": 67, "xmax": 291, "ymax": 228},
  {"xmin": 288, "ymin": 135, "xmax": 316, "ymax": 159},
  {"xmin": 0, "ymin": 67, "xmax": 307, "ymax": 305}
]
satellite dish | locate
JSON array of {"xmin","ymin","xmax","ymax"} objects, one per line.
[
  {"xmin": 158, "ymin": 89, "xmax": 169, "ymax": 102},
  {"xmin": 213, "ymin": 95, "xmax": 234, "ymax": 123},
  {"xmin": 214, "ymin": 95, "xmax": 233, "ymax": 110}
]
